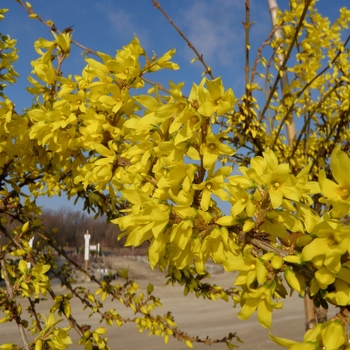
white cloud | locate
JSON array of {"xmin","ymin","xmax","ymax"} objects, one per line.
[
  {"xmin": 179, "ymin": 0, "xmax": 271, "ymax": 68},
  {"xmin": 181, "ymin": 0, "xmax": 244, "ymax": 67},
  {"xmin": 95, "ymin": 3, "xmax": 150, "ymax": 48},
  {"xmin": 105, "ymin": 10, "xmax": 134, "ymax": 37}
]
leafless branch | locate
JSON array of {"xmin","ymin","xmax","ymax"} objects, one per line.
[{"xmin": 151, "ymin": 0, "xmax": 214, "ymax": 79}]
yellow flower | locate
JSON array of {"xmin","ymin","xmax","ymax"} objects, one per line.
[
  {"xmin": 270, "ymin": 320, "xmax": 346, "ymax": 350},
  {"xmin": 236, "ymin": 149, "xmax": 304, "ymax": 209},
  {"xmin": 200, "ymin": 127, "xmax": 235, "ymax": 170},
  {"xmin": 227, "ymin": 186, "xmax": 257, "ymax": 217},
  {"xmin": 238, "ymin": 284, "xmax": 283, "ymax": 329},
  {"xmin": 169, "ymin": 108, "xmax": 202, "ymax": 145},
  {"xmin": 197, "ymin": 77, "xmax": 235, "ymax": 117},
  {"xmin": 192, "ymin": 166, "xmax": 231, "ymax": 211},
  {"xmin": 302, "ymin": 218, "xmax": 350, "ymax": 289},
  {"xmin": 225, "ymin": 245, "xmax": 268, "ymax": 287},
  {"xmin": 319, "ymin": 146, "xmax": 350, "ymax": 217}
]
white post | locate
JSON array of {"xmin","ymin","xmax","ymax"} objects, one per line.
[
  {"xmin": 27, "ymin": 237, "xmax": 35, "ymax": 269},
  {"xmin": 84, "ymin": 230, "xmax": 90, "ymax": 282}
]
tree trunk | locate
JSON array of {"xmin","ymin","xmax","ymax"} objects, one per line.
[{"xmin": 267, "ymin": 0, "xmax": 318, "ymax": 331}]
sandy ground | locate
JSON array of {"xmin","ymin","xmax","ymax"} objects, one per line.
[{"xmin": 0, "ymin": 257, "xmax": 314, "ymax": 349}]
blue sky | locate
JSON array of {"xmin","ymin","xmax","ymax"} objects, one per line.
[{"xmin": 2, "ymin": 0, "xmax": 349, "ymax": 211}]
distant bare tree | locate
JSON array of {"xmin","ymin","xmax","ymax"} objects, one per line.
[{"xmin": 41, "ymin": 207, "xmax": 122, "ymax": 250}]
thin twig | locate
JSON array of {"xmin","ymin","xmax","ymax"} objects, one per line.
[
  {"xmin": 244, "ymin": 235, "xmax": 314, "ymax": 281},
  {"xmin": 250, "ymin": 25, "xmax": 280, "ymax": 85},
  {"xmin": 0, "ymin": 242, "xmax": 30, "ymax": 350},
  {"xmin": 244, "ymin": 0, "xmax": 251, "ymax": 89},
  {"xmin": 258, "ymin": 0, "xmax": 311, "ymax": 122},
  {"xmin": 16, "ymin": 0, "xmax": 96, "ymax": 56},
  {"xmin": 268, "ymin": 0, "xmax": 295, "ymax": 145},
  {"xmin": 151, "ymin": 0, "xmax": 214, "ymax": 79},
  {"xmin": 290, "ymin": 82, "xmax": 341, "ymax": 159},
  {"xmin": 272, "ymin": 34, "xmax": 350, "ymax": 147},
  {"xmin": 142, "ymin": 77, "xmax": 189, "ymax": 100}
]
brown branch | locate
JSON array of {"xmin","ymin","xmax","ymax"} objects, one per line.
[
  {"xmin": 290, "ymin": 82, "xmax": 341, "ymax": 159},
  {"xmin": 244, "ymin": 0, "xmax": 252, "ymax": 89},
  {"xmin": 142, "ymin": 77, "xmax": 190, "ymax": 101},
  {"xmin": 40, "ymin": 233, "xmax": 239, "ymax": 347},
  {"xmin": 250, "ymin": 25, "xmax": 280, "ymax": 85},
  {"xmin": 16, "ymin": 0, "xmax": 97, "ymax": 56},
  {"xmin": 258, "ymin": 0, "xmax": 311, "ymax": 122},
  {"xmin": 151, "ymin": 0, "xmax": 214, "ymax": 79},
  {"xmin": 0, "ymin": 242, "xmax": 30, "ymax": 350},
  {"xmin": 0, "ymin": 224, "xmax": 27, "ymax": 252},
  {"xmin": 27, "ymin": 297, "xmax": 43, "ymax": 333},
  {"xmin": 0, "ymin": 203, "xmax": 19, "ymax": 211},
  {"xmin": 0, "ymin": 159, "xmax": 14, "ymax": 182},
  {"xmin": 46, "ymin": 288, "xmax": 85, "ymax": 338},
  {"xmin": 272, "ymin": 34, "xmax": 350, "ymax": 147},
  {"xmin": 268, "ymin": 0, "xmax": 295, "ymax": 145},
  {"xmin": 34, "ymin": 230, "xmax": 102, "ymax": 286},
  {"xmin": 240, "ymin": 232, "xmax": 314, "ymax": 281},
  {"xmin": 294, "ymin": 33, "xmax": 350, "ymax": 101}
]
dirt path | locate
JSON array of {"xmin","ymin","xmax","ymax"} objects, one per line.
[{"xmin": 0, "ymin": 257, "xmax": 308, "ymax": 349}]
